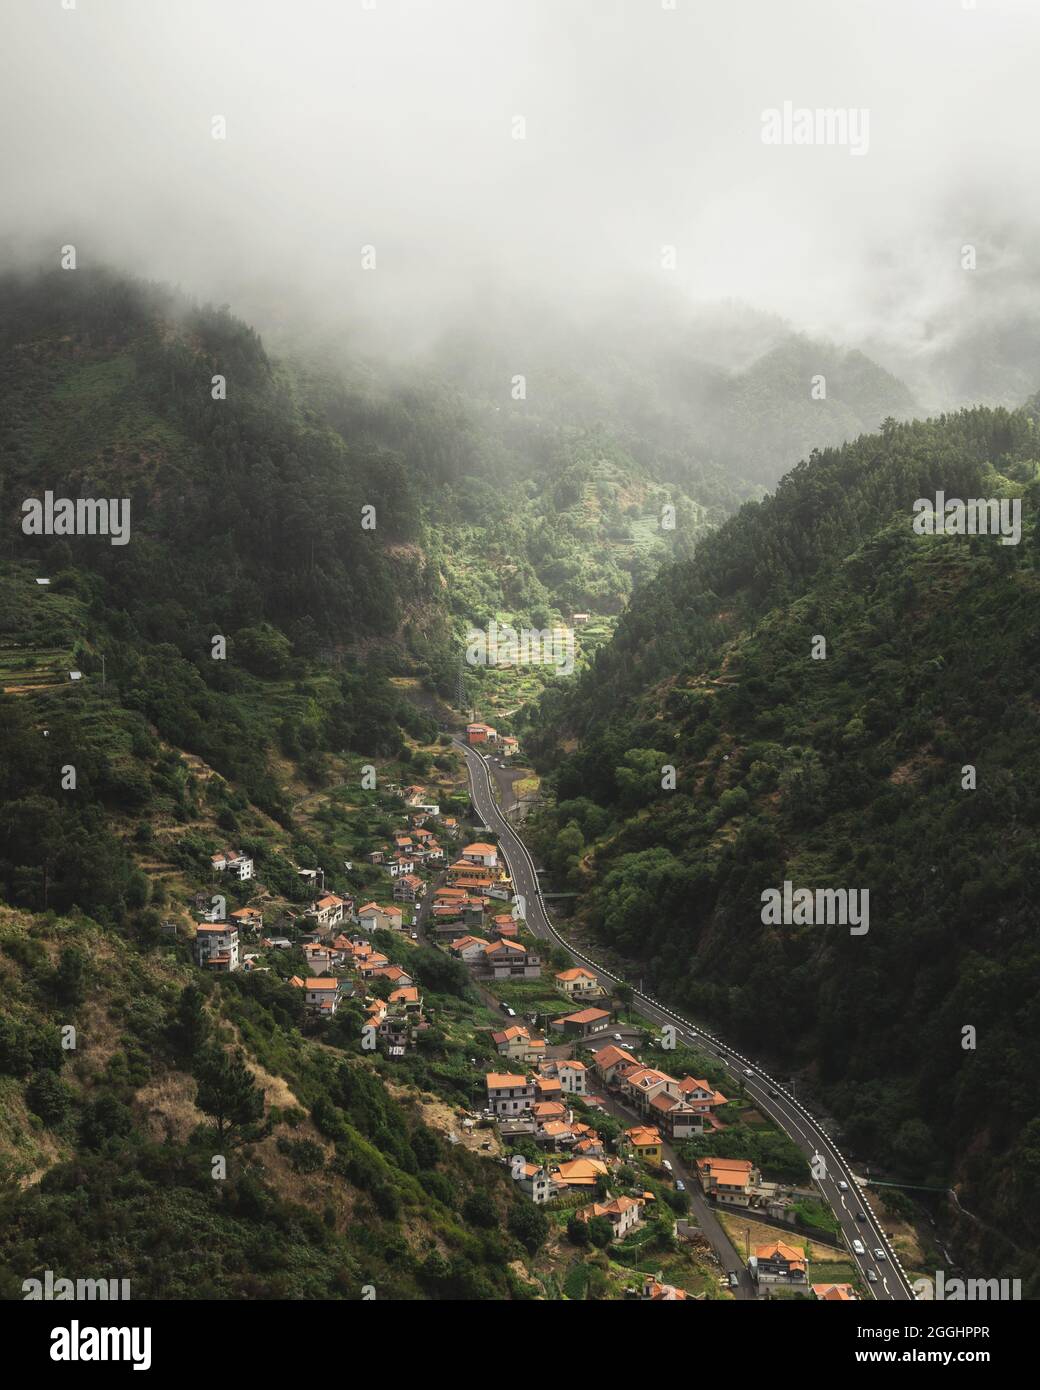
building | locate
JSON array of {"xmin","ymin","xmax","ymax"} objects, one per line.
[
  {"xmin": 555, "ymin": 1060, "xmax": 588, "ymax": 1096},
  {"xmin": 813, "ymin": 1283, "xmax": 858, "ymax": 1301},
  {"xmin": 550, "ymin": 1158, "xmax": 608, "ymax": 1190},
  {"xmin": 486, "ymin": 1073, "xmax": 536, "ymax": 1117},
  {"xmin": 641, "ymin": 1273, "xmax": 688, "ymax": 1301},
  {"xmin": 357, "ymin": 902, "xmax": 389, "ymax": 933},
  {"xmin": 695, "ymin": 1157, "xmax": 760, "ymax": 1206},
  {"xmin": 576, "ymin": 1196, "xmax": 643, "ymax": 1240},
  {"xmin": 466, "ymin": 722, "xmax": 498, "ymax": 745},
  {"xmin": 461, "ymin": 841, "xmax": 498, "ymax": 870},
  {"xmin": 625, "ymin": 1126, "xmax": 664, "ymax": 1164},
  {"xmin": 308, "ymin": 894, "xmax": 347, "ymax": 931},
  {"xmin": 229, "ymin": 906, "xmax": 263, "ymax": 933},
  {"xmin": 393, "ymin": 874, "xmax": 425, "ymax": 903},
  {"xmin": 648, "ymin": 1092, "xmax": 705, "ymax": 1140},
  {"xmin": 304, "ymin": 978, "xmax": 341, "ymax": 1018},
  {"xmin": 500, "ymin": 736, "xmax": 519, "ymax": 757},
  {"xmin": 210, "ymin": 850, "xmax": 253, "ymax": 880},
  {"xmin": 750, "ymin": 1241, "xmax": 808, "ymax": 1287},
  {"xmin": 554, "ymin": 966, "xmax": 600, "ymax": 999},
  {"xmin": 492, "ymin": 1025, "xmax": 544, "ymax": 1062},
  {"xmin": 516, "ymin": 1164, "xmax": 554, "ymax": 1204},
  {"xmin": 593, "ymin": 1044, "xmax": 639, "ymax": 1086},
  {"xmin": 194, "ymin": 923, "xmax": 239, "ymax": 971},
  {"xmin": 551, "ymin": 1006, "xmax": 611, "ymax": 1039},
  {"xmin": 449, "ymin": 934, "xmax": 491, "ymax": 964},
  {"xmin": 485, "ymin": 939, "xmax": 542, "ymax": 980},
  {"xmin": 621, "ymin": 1066, "xmax": 682, "ymax": 1115},
  {"xmin": 678, "ymin": 1076, "xmax": 729, "ymax": 1113}
]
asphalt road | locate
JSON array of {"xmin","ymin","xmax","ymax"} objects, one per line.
[{"xmin": 456, "ymin": 738, "xmax": 915, "ymax": 1303}]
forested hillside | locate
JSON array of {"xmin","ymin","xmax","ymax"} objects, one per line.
[{"xmin": 526, "ymin": 404, "xmax": 1040, "ymax": 1291}]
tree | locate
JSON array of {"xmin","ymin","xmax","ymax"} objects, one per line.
[
  {"xmin": 462, "ymin": 1190, "xmax": 498, "ymax": 1229},
  {"xmin": 193, "ymin": 1046, "xmax": 264, "ymax": 1142},
  {"xmin": 567, "ymin": 1214, "xmax": 590, "ymax": 1246},
  {"xmin": 587, "ymin": 1215, "xmax": 614, "ymax": 1248},
  {"xmin": 53, "ymin": 946, "xmax": 87, "ymax": 1006},
  {"xmin": 171, "ymin": 983, "xmax": 210, "ymax": 1060},
  {"xmin": 508, "ymin": 1200, "xmax": 549, "ymax": 1254},
  {"xmin": 26, "ymin": 1070, "xmax": 75, "ymax": 1128}
]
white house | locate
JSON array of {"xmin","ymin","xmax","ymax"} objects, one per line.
[
  {"xmin": 556, "ymin": 1060, "xmax": 588, "ymax": 1096},
  {"xmin": 304, "ymin": 978, "xmax": 340, "ymax": 1017},
  {"xmin": 211, "ymin": 850, "xmax": 254, "ymax": 881},
  {"xmin": 554, "ymin": 967, "xmax": 600, "ymax": 999},
  {"xmin": 194, "ymin": 923, "xmax": 240, "ymax": 972},
  {"xmin": 461, "ymin": 842, "xmax": 498, "ymax": 870},
  {"xmin": 357, "ymin": 903, "xmax": 388, "ymax": 933},
  {"xmin": 516, "ymin": 1164, "xmax": 554, "ymax": 1204},
  {"xmin": 486, "ymin": 1073, "xmax": 536, "ymax": 1117}
]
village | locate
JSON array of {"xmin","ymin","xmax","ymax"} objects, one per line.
[{"xmin": 182, "ymin": 730, "xmax": 862, "ymax": 1302}]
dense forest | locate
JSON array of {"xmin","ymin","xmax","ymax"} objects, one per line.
[{"xmin": 525, "ymin": 402, "xmax": 1040, "ymax": 1291}]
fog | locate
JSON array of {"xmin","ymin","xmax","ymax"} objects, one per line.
[{"xmin": 4, "ymin": 0, "xmax": 1040, "ymax": 408}]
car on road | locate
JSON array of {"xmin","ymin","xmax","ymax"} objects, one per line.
[
  {"xmin": 874, "ymin": 1248, "xmax": 886, "ymax": 1261},
  {"xmin": 662, "ymin": 1159, "xmax": 673, "ymax": 1173},
  {"xmin": 838, "ymin": 1180, "xmax": 849, "ymax": 1191},
  {"xmin": 866, "ymin": 1269, "xmax": 878, "ymax": 1282},
  {"xmin": 675, "ymin": 1180, "xmax": 685, "ymax": 1192},
  {"xmin": 410, "ymin": 931, "xmax": 418, "ymax": 939},
  {"xmin": 743, "ymin": 1068, "xmax": 754, "ymax": 1077},
  {"xmin": 500, "ymin": 1004, "xmax": 516, "ymax": 1017},
  {"xmin": 855, "ymin": 1210, "xmax": 867, "ymax": 1222},
  {"xmin": 612, "ymin": 1033, "xmax": 623, "ymax": 1042},
  {"xmin": 768, "ymin": 1088, "xmax": 779, "ymax": 1098},
  {"xmin": 728, "ymin": 1271, "xmax": 739, "ymax": 1288},
  {"xmin": 852, "ymin": 1239, "xmax": 865, "ymax": 1256}
]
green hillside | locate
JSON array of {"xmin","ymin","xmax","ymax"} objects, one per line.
[{"xmin": 526, "ymin": 405, "xmax": 1040, "ymax": 1291}]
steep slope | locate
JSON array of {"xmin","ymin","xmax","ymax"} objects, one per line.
[{"xmin": 526, "ymin": 405, "xmax": 1040, "ymax": 1290}]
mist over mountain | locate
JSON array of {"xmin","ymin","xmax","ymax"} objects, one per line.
[{"xmin": 3, "ymin": 0, "xmax": 1040, "ymax": 1323}]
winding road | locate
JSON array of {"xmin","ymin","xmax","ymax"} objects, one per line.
[{"xmin": 456, "ymin": 738, "xmax": 915, "ymax": 1303}]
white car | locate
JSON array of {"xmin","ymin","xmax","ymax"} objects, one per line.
[
  {"xmin": 838, "ymin": 1180, "xmax": 849, "ymax": 1191},
  {"xmin": 852, "ymin": 1239, "xmax": 865, "ymax": 1256},
  {"xmin": 613, "ymin": 1033, "xmax": 623, "ymax": 1042},
  {"xmin": 743, "ymin": 1068, "xmax": 754, "ymax": 1077},
  {"xmin": 867, "ymin": 1269, "xmax": 878, "ymax": 1283},
  {"xmin": 874, "ymin": 1248, "xmax": 886, "ymax": 1261}
]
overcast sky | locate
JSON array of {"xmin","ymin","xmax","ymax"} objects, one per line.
[{"xmin": 3, "ymin": 0, "xmax": 1040, "ymax": 380}]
